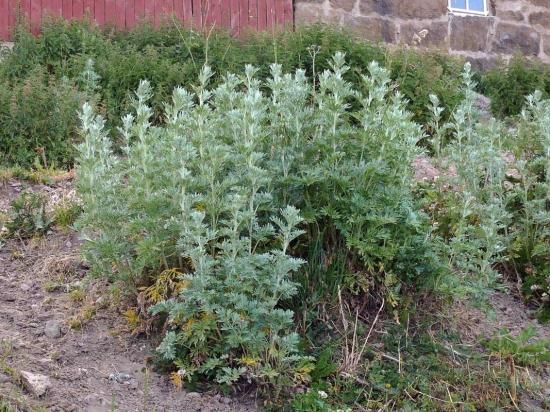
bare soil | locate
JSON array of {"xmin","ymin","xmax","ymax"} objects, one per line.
[{"xmin": 0, "ymin": 179, "xmax": 257, "ymax": 412}]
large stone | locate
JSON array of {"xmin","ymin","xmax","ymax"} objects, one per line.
[
  {"xmin": 20, "ymin": 371, "xmax": 51, "ymax": 397},
  {"xmin": 496, "ymin": 9, "xmax": 525, "ymax": 23},
  {"xmin": 330, "ymin": 0, "xmax": 356, "ymax": 13},
  {"xmin": 527, "ymin": 0, "xmax": 550, "ymax": 7},
  {"xmin": 295, "ymin": 3, "xmax": 345, "ymax": 26},
  {"xmin": 492, "ymin": 23, "xmax": 540, "ymax": 56},
  {"xmin": 450, "ymin": 15, "xmax": 494, "ymax": 52},
  {"xmin": 294, "ymin": 3, "xmax": 324, "ymax": 25},
  {"xmin": 359, "ymin": 0, "xmax": 447, "ymax": 19},
  {"xmin": 44, "ymin": 320, "xmax": 62, "ymax": 339},
  {"xmin": 400, "ymin": 21, "xmax": 448, "ymax": 48},
  {"xmin": 529, "ymin": 11, "xmax": 550, "ymax": 28},
  {"xmin": 344, "ymin": 15, "xmax": 398, "ymax": 43}
]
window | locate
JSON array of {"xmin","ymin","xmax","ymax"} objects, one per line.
[{"xmin": 449, "ymin": 0, "xmax": 488, "ymax": 15}]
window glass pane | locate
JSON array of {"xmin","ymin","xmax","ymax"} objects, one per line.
[
  {"xmin": 469, "ymin": 0, "xmax": 485, "ymax": 11},
  {"xmin": 451, "ymin": 0, "xmax": 467, "ymax": 9}
]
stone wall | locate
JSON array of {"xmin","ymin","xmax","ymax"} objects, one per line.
[{"xmin": 295, "ymin": 0, "xmax": 550, "ymax": 68}]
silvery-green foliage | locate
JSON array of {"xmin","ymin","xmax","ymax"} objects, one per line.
[
  {"xmin": 511, "ymin": 91, "xmax": 550, "ymax": 314},
  {"xmin": 436, "ymin": 63, "xmax": 510, "ymax": 293},
  {"xmin": 297, "ymin": 56, "xmax": 435, "ymax": 304},
  {"xmin": 77, "ymin": 55, "xmax": 440, "ymax": 392},
  {"xmin": 77, "ymin": 65, "xmax": 311, "ymax": 392},
  {"xmin": 78, "ymin": 58, "xmax": 101, "ymax": 97}
]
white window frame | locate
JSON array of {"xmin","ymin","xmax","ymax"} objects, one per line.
[{"xmin": 448, "ymin": 0, "xmax": 489, "ymax": 16}]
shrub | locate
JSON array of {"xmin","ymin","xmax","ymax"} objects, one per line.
[
  {"xmin": 5, "ymin": 191, "xmax": 52, "ymax": 238},
  {"xmin": 387, "ymin": 49, "xmax": 464, "ymax": 125},
  {"xmin": 508, "ymin": 91, "xmax": 550, "ymax": 319},
  {"xmin": 432, "ymin": 64, "xmax": 510, "ymax": 296},
  {"xmin": 76, "ymin": 56, "xmax": 441, "ymax": 398},
  {"xmin": 76, "ymin": 74, "xmax": 311, "ymax": 397},
  {"xmin": 481, "ymin": 56, "xmax": 550, "ymax": 118},
  {"xmin": 426, "ymin": 65, "xmax": 549, "ymax": 317},
  {"xmin": 0, "ymin": 21, "xmax": 466, "ymax": 167},
  {"xmin": 0, "ymin": 68, "xmax": 84, "ymax": 168}
]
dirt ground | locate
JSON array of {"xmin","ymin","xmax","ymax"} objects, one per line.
[
  {"xmin": 1, "ymin": 175, "xmax": 549, "ymax": 411},
  {"xmin": 0, "ymin": 179, "xmax": 258, "ymax": 412}
]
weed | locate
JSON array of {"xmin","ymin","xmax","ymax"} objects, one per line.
[
  {"xmin": 53, "ymin": 200, "xmax": 82, "ymax": 228},
  {"xmin": 43, "ymin": 281, "xmax": 62, "ymax": 293},
  {"xmin": 484, "ymin": 326, "xmax": 550, "ymax": 367},
  {"xmin": 123, "ymin": 308, "xmax": 141, "ymax": 330},
  {"xmin": 68, "ymin": 304, "xmax": 96, "ymax": 329},
  {"xmin": 69, "ymin": 288, "xmax": 85, "ymax": 302},
  {"xmin": 0, "ymin": 68, "xmax": 84, "ymax": 168},
  {"xmin": 483, "ymin": 326, "xmax": 549, "ymax": 404},
  {"xmin": 0, "ymin": 21, "xmax": 465, "ymax": 167},
  {"xmin": 481, "ymin": 56, "xmax": 550, "ymax": 118},
  {"xmin": 5, "ymin": 191, "xmax": 52, "ymax": 238}
]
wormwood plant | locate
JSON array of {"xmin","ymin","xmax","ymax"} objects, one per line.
[
  {"xmin": 509, "ymin": 91, "xmax": 550, "ymax": 318},
  {"xmin": 77, "ymin": 70, "xmax": 311, "ymax": 397},
  {"xmin": 427, "ymin": 65, "xmax": 550, "ymax": 318},
  {"xmin": 77, "ymin": 55, "xmax": 442, "ymax": 399},
  {"xmin": 279, "ymin": 55, "xmax": 440, "ymax": 314},
  {"xmin": 428, "ymin": 63, "xmax": 510, "ymax": 298}
]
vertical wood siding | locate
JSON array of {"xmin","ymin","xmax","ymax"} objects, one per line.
[{"xmin": 0, "ymin": 0, "xmax": 294, "ymax": 40}]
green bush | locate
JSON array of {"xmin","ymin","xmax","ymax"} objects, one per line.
[
  {"xmin": 0, "ymin": 68, "xmax": 84, "ymax": 168},
  {"xmin": 5, "ymin": 191, "xmax": 52, "ymax": 238},
  {"xmin": 76, "ymin": 56, "xmax": 441, "ymax": 399},
  {"xmin": 508, "ymin": 91, "xmax": 550, "ymax": 320},
  {"xmin": 481, "ymin": 56, "xmax": 550, "ymax": 118},
  {"xmin": 0, "ymin": 21, "xmax": 466, "ymax": 166},
  {"xmin": 424, "ymin": 66, "xmax": 549, "ymax": 318}
]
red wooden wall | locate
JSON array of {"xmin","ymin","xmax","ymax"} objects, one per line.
[{"xmin": 0, "ymin": 0, "xmax": 294, "ymax": 41}]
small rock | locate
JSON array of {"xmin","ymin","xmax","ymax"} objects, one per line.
[
  {"xmin": 187, "ymin": 392, "xmax": 201, "ymax": 400},
  {"xmin": 69, "ymin": 280, "xmax": 82, "ymax": 290},
  {"xmin": 44, "ymin": 320, "xmax": 62, "ymax": 339},
  {"xmin": 95, "ymin": 296, "xmax": 106, "ymax": 307},
  {"xmin": 20, "ymin": 282, "xmax": 32, "ymax": 292},
  {"xmin": 108, "ymin": 372, "xmax": 132, "ymax": 383},
  {"xmin": 127, "ymin": 379, "xmax": 139, "ymax": 390},
  {"xmin": 20, "ymin": 370, "xmax": 51, "ymax": 397},
  {"xmin": 0, "ymin": 373, "xmax": 10, "ymax": 383},
  {"xmin": 84, "ymin": 394, "xmax": 110, "ymax": 412},
  {"xmin": 220, "ymin": 396, "xmax": 232, "ymax": 405}
]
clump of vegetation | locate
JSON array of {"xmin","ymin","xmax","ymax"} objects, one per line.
[
  {"xmin": 0, "ymin": 20, "xmax": 465, "ymax": 168},
  {"xmin": 484, "ymin": 326, "xmax": 550, "ymax": 406},
  {"xmin": 5, "ymin": 191, "xmax": 52, "ymax": 238},
  {"xmin": 509, "ymin": 91, "xmax": 550, "ymax": 320},
  {"xmin": 1, "ymin": 17, "xmax": 546, "ymax": 411},
  {"xmin": 0, "ymin": 67, "xmax": 84, "ymax": 168},
  {"xmin": 76, "ymin": 54, "xmax": 446, "ymax": 404},
  {"xmin": 481, "ymin": 56, "xmax": 550, "ymax": 118},
  {"xmin": 67, "ymin": 304, "xmax": 96, "ymax": 330},
  {"xmin": 484, "ymin": 326, "xmax": 550, "ymax": 367},
  {"xmin": 53, "ymin": 200, "xmax": 82, "ymax": 228}
]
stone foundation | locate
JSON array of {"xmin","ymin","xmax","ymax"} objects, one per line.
[{"xmin": 295, "ymin": 0, "xmax": 550, "ymax": 67}]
